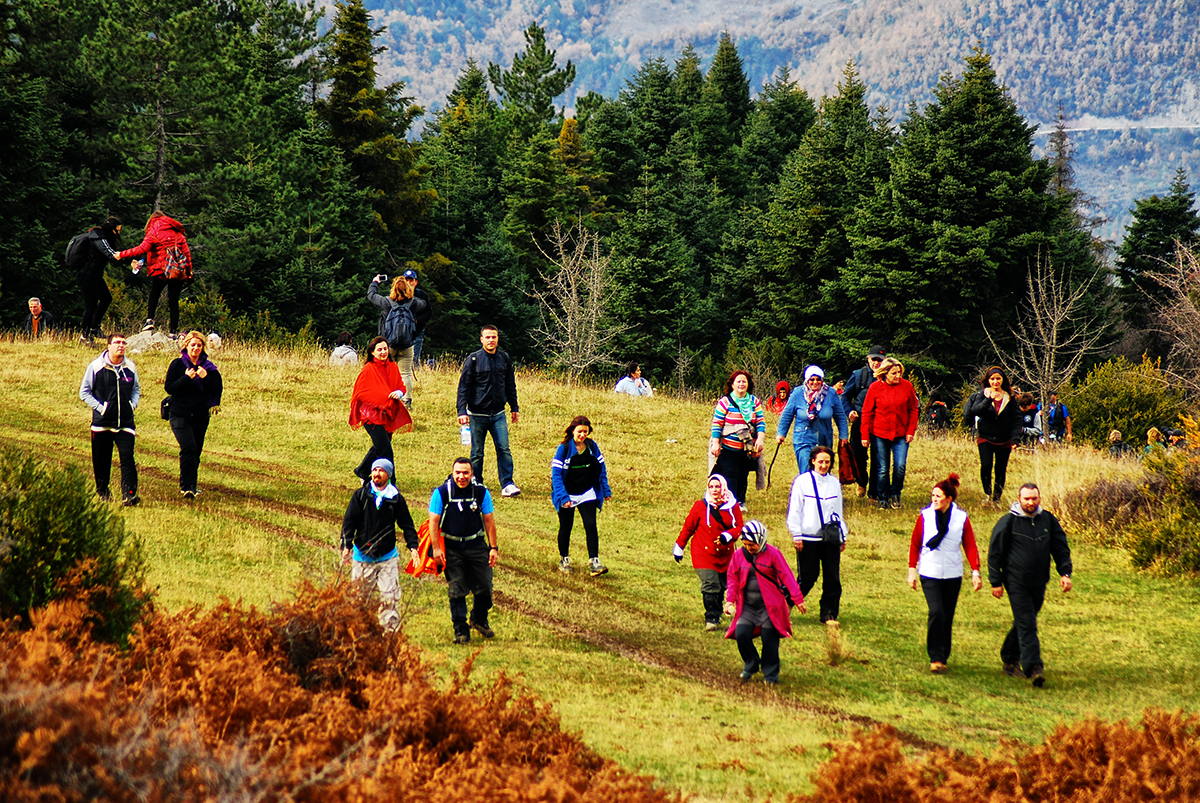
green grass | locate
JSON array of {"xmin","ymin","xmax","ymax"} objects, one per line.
[{"xmin": 3, "ymin": 334, "xmax": 1199, "ymax": 801}]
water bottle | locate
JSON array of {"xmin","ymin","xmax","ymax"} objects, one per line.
[{"xmin": 460, "ymin": 424, "xmax": 471, "ymax": 445}]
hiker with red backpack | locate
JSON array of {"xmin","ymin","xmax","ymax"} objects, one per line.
[{"xmin": 115, "ymin": 212, "xmax": 193, "ymax": 337}]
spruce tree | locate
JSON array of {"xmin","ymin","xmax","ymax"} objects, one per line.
[
  {"xmin": 320, "ymin": 0, "xmax": 434, "ymax": 239},
  {"xmin": 623, "ymin": 58, "xmax": 681, "ymax": 171},
  {"xmin": 842, "ymin": 48, "xmax": 1053, "ymax": 379},
  {"xmin": 705, "ymin": 31, "xmax": 752, "ymax": 133},
  {"xmin": 738, "ymin": 66, "xmax": 818, "ymax": 204},
  {"xmin": 487, "ymin": 23, "xmax": 576, "ymax": 141}
]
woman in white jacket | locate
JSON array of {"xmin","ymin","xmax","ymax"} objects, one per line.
[
  {"xmin": 906, "ymin": 473, "xmax": 983, "ymax": 674},
  {"xmin": 786, "ymin": 446, "xmax": 847, "ymax": 624}
]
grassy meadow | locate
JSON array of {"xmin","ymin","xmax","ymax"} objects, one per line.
[{"xmin": 3, "ymin": 334, "xmax": 1200, "ymax": 801}]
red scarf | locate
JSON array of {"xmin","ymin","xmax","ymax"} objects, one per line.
[{"xmin": 348, "ymin": 360, "xmax": 412, "ymax": 433}]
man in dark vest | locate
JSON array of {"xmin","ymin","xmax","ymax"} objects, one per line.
[
  {"xmin": 24, "ymin": 297, "xmax": 56, "ymax": 338},
  {"xmin": 841, "ymin": 345, "xmax": 886, "ymax": 500},
  {"xmin": 430, "ymin": 457, "xmax": 499, "ymax": 644},
  {"xmin": 988, "ymin": 482, "xmax": 1073, "ymax": 688}
]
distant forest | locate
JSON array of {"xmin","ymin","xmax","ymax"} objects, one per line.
[{"xmin": 3, "ymin": 0, "xmax": 1198, "ymax": 391}]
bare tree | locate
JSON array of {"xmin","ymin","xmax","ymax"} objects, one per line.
[
  {"xmin": 530, "ymin": 220, "xmax": 629, "ymax": 382},
  {"xmin": 984, "ymin": 254, "xmax": 1108, "ymax": 401},
  {"xmin": 1148, "ymin": 244, "xmax": 1200, "ymax": 400}
]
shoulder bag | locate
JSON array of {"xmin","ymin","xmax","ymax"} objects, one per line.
[{"xmin": 810, "ymin": 472, "xmax": 843, "ymax": 545}]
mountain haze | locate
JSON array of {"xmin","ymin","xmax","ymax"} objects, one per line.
[{"xmin": 368, "ymin": 0, "xmax": 1200, "ymax": 240}]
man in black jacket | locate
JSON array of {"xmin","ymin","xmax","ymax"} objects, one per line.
[
  {"xmin": 988, "ymin": 482, "xmax": 1073, "ymax": 687},
  {"xmin": 23, "ymin": 298, "xmax": 56, "ymax": 338},
  {"xmin": 456, "ymin": 324, "xmax": 521, "ymax": 497},
  {"xmin": 841, "ymin": 345, "xmax": 886, "ymax": 500},
  {"xmin": 341, "ymin": 457, "xmax": 419, "ymax": 632}
]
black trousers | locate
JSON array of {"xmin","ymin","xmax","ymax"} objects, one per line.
[
  {"xmin": 735, "ymin": 619, "xmax": 781, "ymax": 682},
  {"xmin": 91, "ymin": 430, "xmax": 137, "ymax": 499},
  {"xmin": 445, "ymin": 537, "xmax": 493, "ymax": 636},
  {"xmin": 148, "ymin": 277, "xmax": 184, "ymax": 331},
  {"xmin": 849, "ymin": 418, "xmax": 877, "ymax": 498},
  {"xmin": 78, "ymin": 271, "xmax": 112, "ymax": 337},
  {"xmin": 978, "ymin": 441, "xmax": 1012, "ymax": 500},
  {"xmin": 920, "ymin": 576, "xmax": 962, "ymax": 663},
  {"xmin": 1000, "ymin": 580, "xmax": 1047, "ymax": 675},
  {"xmin": 557, "ymin": 500, "xmax": 599, "ymax": 559},
  {"xmin": 170, "ymin": 412, "xmax": 210, "ymax": 492},
  {"xmin": 355, "ymin": 423, "xmax": 393, "ymax": 480},
  {"xmin": 714, "ymin": 447, "xmax": 753, "ymax": 504},
  {"xmin": 796, "ymin": 540, "xmax": 842, "ymax": 623}
]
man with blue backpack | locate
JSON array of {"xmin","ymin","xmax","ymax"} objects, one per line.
[{"xmin": 368, "ymin": 275, "xmax": 426, "ymax": 409}]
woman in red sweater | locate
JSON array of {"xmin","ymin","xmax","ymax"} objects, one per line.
[
  {"xmin": 674, "ymin": 474, "xmax": 744, "ymax": 631},
  {"xmin": 860, "ymin": 357, "xmax": 920, "ymax": 509}
]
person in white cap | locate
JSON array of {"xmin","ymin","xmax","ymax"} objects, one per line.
[
  {"xmin": 341, "ymin": 457, "xmax": 419, "ymax": 631},
  {"xmin": 775, "ymin": 364, "xmax": 850, "ymax": 474}
]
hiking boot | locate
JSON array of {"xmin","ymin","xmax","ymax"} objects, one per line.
[
  {"xmin": 1031, "ymin": 668, "xmax": 1045, "ymax": 688},
  {"xmin": 856, "ymin": 486, "xmax": 866, "ymax": 498},
  {"xmin": 452, "ymin": 632, "xmax": 471, "ymax": 645},
  {"xmin": 142, "ymin": 318, "xmax": 154, "ymax": 332},
  {"xmin": 1002, "ymin": 662, "xmax": 1024, "ymax": 678},
  {"xmin": 470, "ymin": 621, "xmax": 494, "ymax": 639},
  {"xmin": 122, "ymin": 494, "xmax": 141, "ymax": 507},
  {"xmin": 501, "ymin": 483, "xmax": 521, "ymax": 497},
  {"xmin": 740, "ymin": 670, "xmax": 753, "ymax": 682},
  {"xmin": 589, "ymin": 557, "xmax": 608, "ymax": 577},
  {"xmin": 705, "ymin": 621, "xmax": 719, "ymax": 632},
  {"xmin": 558, "ymin": 555, "xmax": 572, "ymax": 573},
  {"xmin": 889, "ymin": 497, "xmax": 901, "ymax": 510},
  {"xmin": 182, "ymin": 489, "xmax": 196, "ymax": 500}
]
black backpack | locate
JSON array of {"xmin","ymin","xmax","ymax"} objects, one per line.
[
  {"xmin": 65, "ymin": 232, "xmax": 92, "ymax": 272},
  {"xmin": 381, "ymin": 300, "xmax": 416, "ymax": 350}
]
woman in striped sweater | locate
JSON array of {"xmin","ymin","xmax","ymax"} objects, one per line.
[{"xmin": 709, "ymin": 371, "xmax": 765, "ymax": 505}]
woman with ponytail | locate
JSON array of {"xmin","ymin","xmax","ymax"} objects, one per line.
[{"xmin": 906, "ymin": 474, "xmax": 982, "ymax": 673}]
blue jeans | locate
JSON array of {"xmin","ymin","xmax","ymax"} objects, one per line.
[
  {"xmin": 469, "ymin": 411, "xmax": 514, "ymax": 487},
  {"xmin": 412, "ymin": 330, "xmax": 425, "ymax": 365},
  {"xmin": 793, "ymin": 443, "xmax": 818, "ymax": 474},
  {"xmin": 871, "ymin": 435, "xmax": 909, "ymax": 502}
]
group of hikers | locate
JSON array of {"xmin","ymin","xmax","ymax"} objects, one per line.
[{"xmin": 39, "ymin": 216, "xmax": 1085, "ymax": 687}]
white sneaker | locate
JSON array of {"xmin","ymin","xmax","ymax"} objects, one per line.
[
  {"xmin": 501, "ymin": 483, "xmax": 521, "ymax": 497},
  {"xmin": 559, "ymin": 556, "xmax": 572, "ymax": 573}
]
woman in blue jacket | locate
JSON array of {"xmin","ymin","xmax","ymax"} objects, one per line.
[
  {"xmin": 775, "ymin": 365, "xmax": 850, "ymax": 474},
  {"xmin": 551, "ymin": 415, "xmax": 612, "ymax": 577}
]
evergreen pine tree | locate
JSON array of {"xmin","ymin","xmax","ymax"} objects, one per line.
[
  {"xmin": 705, "ymin": 31, "xmax": 752, "ymax": 133},
  {"xmin": 738, "ymin": 66, "xmax": 818, "ymax": 204},
  {"xmin": 623, "ymin": 58, "xmax": 681, "ymax": 171},
  {"xmin": 487, "ymin": 23, "xmax": 576, "ymax": 141}
]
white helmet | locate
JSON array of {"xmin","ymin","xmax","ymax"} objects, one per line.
[{"xmin": 740, "ymin": 520, "xmax": 768, "ymax": 548}]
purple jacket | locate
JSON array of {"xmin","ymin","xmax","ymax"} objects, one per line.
[{"xmin": 724, "ymin": 544, "xmax": 803, "ymax": 638}]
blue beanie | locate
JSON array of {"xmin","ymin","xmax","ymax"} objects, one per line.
[{"xmin": 371, "ymin": 458, "xmax": 394, "ymax": 478}]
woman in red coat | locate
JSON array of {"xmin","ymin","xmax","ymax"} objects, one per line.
[
  {"xmin": 349, "ymin": 337, "xmax": 412, "ymax": 483},
  {"xmin": 723, "ymin": 520, "xmax": 805, "ymax": 684},
  {"xmin": 116, "ymin": 211, "xmax": 193, "ymax": 336},
  {"xmin": 860, "ymin": 357, "xmax": 920, "ymax": 510},
  {"xmin": 674, "ymin": 474, "xmax": 743, "ymax": 631}
]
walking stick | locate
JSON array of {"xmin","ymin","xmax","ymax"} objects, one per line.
[{"xmin": 767, "ymin": 441, "xmax": 782, "ymax": 488}]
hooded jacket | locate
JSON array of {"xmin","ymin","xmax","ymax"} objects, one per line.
[
  {"xmin": 80, "ymin": 350, "xmax": 140, "ymax": 432},
  {"xmin": 988, "ymin": 503, "xmax": 1072, "ymax": 589},
  {"xmin": 116, "ymin": 215, "xmax": 191, "ymax": 279}
]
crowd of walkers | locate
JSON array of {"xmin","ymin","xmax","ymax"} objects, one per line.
[{"xmin": 46, "ymin": 220, "xmax": 1091, "ymax": 687}]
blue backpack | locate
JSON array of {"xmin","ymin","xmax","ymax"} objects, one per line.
[{"xmin": 381, "ymin": 301, "xmax": 416, "ymax": 350}]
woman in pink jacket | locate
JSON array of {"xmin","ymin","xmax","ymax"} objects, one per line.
[
  {"xmin": 116, "ymin": 212, "xmax": 193, "ymax": 336},
  {"xmin": 723, "ymin": 520, "xmax": 805, "ymax": 685},
  {"xmin": 860, "ymin": 357, "xmax": 920, "ymax": 510}
]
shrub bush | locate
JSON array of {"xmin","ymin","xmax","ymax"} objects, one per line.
[
  {"xmin": 0, "ymin": 448, "xmax": 149, "ymax": 644},
  {"xmin": 224, "ymin": 309, "xmax": 320, "ymax": 351},
  {"xmin": 1062, "ymin": 356, "xmax": 1187, "ymax": 449}
]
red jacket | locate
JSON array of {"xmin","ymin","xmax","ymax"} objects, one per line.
[
  {"xmin": 117, "ymin": 215, "xmax": 191, "ymax": 279},
  {"xmin": 676, "ymin": 499, "xmax": 743, "ymax": 572},
  {"xmin": 724, "ymin": 544, "xmax": 803, "ymax": 638},
  {"xmin": 861, "ymin": 378, "xmax": 919, "ymax": 441}
]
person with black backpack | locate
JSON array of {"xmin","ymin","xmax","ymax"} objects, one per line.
[
  {"xmin": 368, "ymin": 275, "xmax": 426, "ymax": 409},
  {"xmin": 65, "ymin": 216, "xmax": 123, "ymax": 343}
]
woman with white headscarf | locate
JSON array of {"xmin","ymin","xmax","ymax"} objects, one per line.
[
  {"xmin": 775, "ymin": 365, "xmax": 850, "ymax": 474},
  {"xmin": 673, "ymin": 474, "xmax": 744, "ymax": 631}
]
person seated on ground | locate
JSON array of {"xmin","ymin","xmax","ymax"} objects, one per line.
[
  {"xmin": 614, "ymin": 362, "xmax": 653, "ymax": 396},
  {"xmin": 23, "ymin": 298, "xmax": 56, "ymax": 338},
  {"xmin": 1017, "ymin": 393, "xmax": 1042, "ymax": 446},
  {"xmin": 1141, "ymin": 427, "xmax": 1166, "ymax": 461},
  {"xmin": 765, "ymin": 380, "xmax": 790, "ymax": 414},
  {"xmin": 1166, "ymin": 429, "xmax": 1187, "ymax": 450},
  {"xmin": 926, "ymin": 391, "xmax": 950, "ymax": 432},
  {"xmin": 1107, "ymin": 430, "xmax": 1135, "ymax": 459},
  {"xmin": 330, "ymin": 330, "xmax": 358, "ymax": 366},
  {"xmin": 206, "ymin": 332, "xmax": 222, "ymax": 351}
]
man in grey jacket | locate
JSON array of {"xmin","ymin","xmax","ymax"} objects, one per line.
[
  {"xmin": 988, "ymin": 482, "xmax": 1073, "ymax": 687},
  {"xmin": 79, "ymin": 333, "xmax": 141, "ymax": 505}
]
